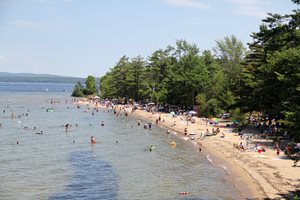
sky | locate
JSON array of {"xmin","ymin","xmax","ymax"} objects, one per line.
[{"xmin": 0, "ymin": 0, "xmax": 297, "ymax": 78}]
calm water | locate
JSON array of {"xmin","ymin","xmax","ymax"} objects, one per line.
[{"xmin": 0, "ymin": 82, "xmax": 242, "ymax": 200}]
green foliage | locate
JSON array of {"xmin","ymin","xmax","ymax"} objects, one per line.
[
  {"xmin": 72, "ymin": 81, "xmax": 84, "ymax": 97},
  {"xmin": 214, "ymin": 35, "xmax": 246, "ymax": 91},
  {"xmin": 238, "ymin": 7, "xmax": 300, "ymax": 139},
  {"xmin": 71, "ymin": 76, "xmax": 98, "ymax": 97},
  {"xmin": 99, "ymin": 39, "xmax": 241, "ymax": 116},
  {"xmin": 85, "ymin": 75, "xmax": 97, "ymax": 95}
]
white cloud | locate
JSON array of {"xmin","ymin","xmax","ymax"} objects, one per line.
[
  {"xmin": 228, "ymin": 0, "xmax": 267, "ymax": 18},
  {"xmin": 165, "ymin": 0, "xmax": 210, "ymax": 9},
  {"xmin": 10, "ymin": 20, "xmax": 39, "ymax": 28}
]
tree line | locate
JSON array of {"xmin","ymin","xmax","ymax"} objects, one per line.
[{"xmin": 73, "ymin": 1, "xmax": 299, "ymax": 140}]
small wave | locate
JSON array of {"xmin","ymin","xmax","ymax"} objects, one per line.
[
  {"xmin": 206, "ymin": 154, "xmax": 213, "ymax": 164},
  {"xmin": 207, "ymin": 154, "xmax": 231, "ymax": 174}
]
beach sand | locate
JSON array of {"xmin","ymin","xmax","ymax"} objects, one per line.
[{"xmin": 78, "ymin": 100, "xmax": 300, "ymax": 199}]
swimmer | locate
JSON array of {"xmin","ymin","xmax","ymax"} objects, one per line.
[
  {"xmin": 170, "ymin": 141, "xmax": 176, "ymax": 147},
  {"xmin": 144, "ymin": 124, "xmax": 148, "ymax": 129},
  {"xmin": 149, "ymin": 145, "xmax": 155, "ymax": 152},
  {"xmin": 167, "ymin": 129, "xmax": 170, "ymax": 134},
  {"xmin": 91, "ymin": 136, "xmax": 96, "ymax": 144},
  {"xmin": 101, "ymin": 121, "xmax": 104, "ymax": 126},
  {"xmin": 138, "ymin": 120, "xmax": 141, "ymax": 126},
  {"xmin": 65, "ymin": 123, "xmax": 70, "ymax": 132}
]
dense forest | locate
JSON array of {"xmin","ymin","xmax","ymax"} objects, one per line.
[{"xmin": 73, "ymin": 1, "xmax": 299, "ymax": 140}]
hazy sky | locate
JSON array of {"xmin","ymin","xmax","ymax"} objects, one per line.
[{"xmin": 0, "ymin": 0, "xmax": 297, "ymax": 78}]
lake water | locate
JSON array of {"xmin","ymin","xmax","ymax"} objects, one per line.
[{"xmin": 0, "ymin": 82, "xmax": 243, "ymax": 200}]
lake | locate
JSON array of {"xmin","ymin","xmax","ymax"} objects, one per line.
[{"xmin": 0, "ymin": 82, "xmax": 242, "ymax": 200}]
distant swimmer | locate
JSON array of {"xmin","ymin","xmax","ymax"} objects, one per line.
[
  {"xmin": 36, "ymin": 131, "xmax": 43, "ymax": 135},
  {"xmin": 138, "ymin": 120, "xmax": 141, "ymax": 126},
  {"xmin": 144, "ymin": 124, "xmax": 148, "ymax": 129},
  {"xmin": 170, "ymin": 141, "xmax": 176, "ymax": 147},
  {"xmin": 149, "ymin": 145, "xmax": 155, "ymax": 152},
  {"xmin": 65, "ymin": 123, "xmax": 70, "ymax": 132},
  {"xmin": 91, "ymin": 136, "xmax": 96, "ymax": 144},
  {"xmin": 167, "ymin": 129, "xmax": 170, "ymax": 134},
  {"xmin": 101, "ymin": 121, "xmax": 104, "ymax": 126},
  {"xmin": 148, "ymin": 123, "xmax": 152, "ymax": 130}
]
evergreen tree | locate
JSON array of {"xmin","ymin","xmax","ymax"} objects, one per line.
[
  {"xmin": 239, "ymin": 1, "xmax": 300, "ymax": 138},
  {"xmin": 71, "ymin": 81, "xmax": 84, "ymax": 97},
  {"xmin": 84, "ymin": 75, "xmax": 97, "ymax": 95}
]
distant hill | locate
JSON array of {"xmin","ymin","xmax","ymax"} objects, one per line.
[{"xmin": 0, "ymin": 72, "xmax": 86, "ymax": 83}]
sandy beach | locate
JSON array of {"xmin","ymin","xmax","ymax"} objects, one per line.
[{"xmin": 79, "ymin": 100, "xmax": 300, "ymax": 199}]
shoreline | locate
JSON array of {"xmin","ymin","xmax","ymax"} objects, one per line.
[
  {"xmin": 78, "ymin": 100, "xmax": 300, "ymax": 199},
  {"xmin": 128, "ymin": 108, "xmax": 265, "ymax": 199},
  {"xmin": 126, "ymin": 108, "xmax": 299, "ymax": 199}
]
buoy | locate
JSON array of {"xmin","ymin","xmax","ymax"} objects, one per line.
[{"xmin": 179, "ymin": 192, "xmax": 189, "ymax": 195}]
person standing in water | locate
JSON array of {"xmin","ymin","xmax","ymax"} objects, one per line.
[{"xmin": 91, "ymin": 136, "xmax": 96, "ymax": 144}]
